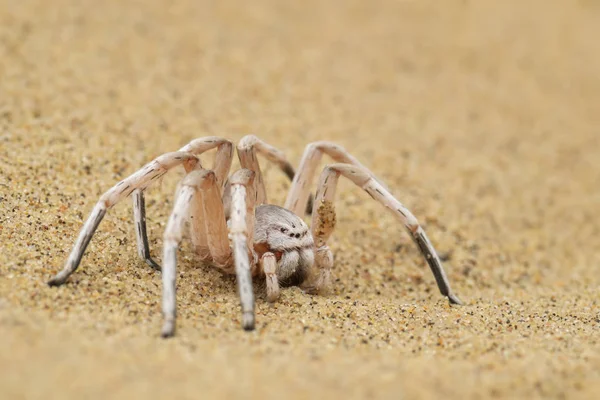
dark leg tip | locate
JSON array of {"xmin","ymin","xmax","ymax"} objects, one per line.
[
  {"xmin": 448, "ymin": 293, "xmax": 463, "ymax": 306},
  {"xmin": 145, "ymin": 258, "xmax": 162, "ymax": 272},
  {"xmin": 242, "ymin": 312, "xmax": 255, "ymax": 331},
  {"xmin": 47, "ymin": 277, "xmax": 64, "ymax": 287},
  {"xmin": 161, "ymin": 320, "xmax": 176, "ymax": 338}
]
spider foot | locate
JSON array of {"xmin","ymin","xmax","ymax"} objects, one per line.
[
  {"xmin": 242, "ymin": 311, "xmax": 255, "ymax": 331},
  {"xmin": 300, "ymin": 285, "xmax": 318, "ymax": 295},
  {"xmin": 161, "ymin": 319, "xmax": 176, "ymax": 338},
  {"xmin": 300, "ymin": 266, "xmax": 332, "ymax": 296},
  {"xmin": 300, "ymin": 282, "xmax": 330, "ymax": 296},
  {"xmin": 144, "ymin": 257, "xmax": 162, "ymax": 272},
  {"xmin": 47, "ymin": 273, "xmax": 68, "ymax": 287},
  {"xmin": 266, "ymin": 290, "xmax": 280, "ymax": 303},
  {"xmin": 448, "ymin": 293, "xmax": 463, "ymax": 306}
]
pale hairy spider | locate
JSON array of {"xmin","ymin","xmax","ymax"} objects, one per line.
[{"xmin": 48, "ymin": 136, "xmax": 462, "ymax": 337}]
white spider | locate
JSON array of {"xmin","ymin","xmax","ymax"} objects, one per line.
[{"xmin": 48, "ymin": 136, "xmax": 462, "ymax": 337}]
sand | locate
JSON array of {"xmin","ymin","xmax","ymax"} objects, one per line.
[{"xmin": 1, "ymin": 0, "xmax": 599, "ymax": 398}]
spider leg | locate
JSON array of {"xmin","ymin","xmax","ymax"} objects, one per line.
[
  {"xmin": 133, "ymin": 190, "xmax": 161, "ymax": 270},
  {"xmin": 228, "ymin": 169, "xmax": 258, "ymax": 330},
  {"xmin": 189, "ymin": 170, "xmax": 233, "ymax": 267},
  {"xmin": 132, "ymin": 137, "xmax": 234, "ymax": 269},
  {"xmin": 310, "ymin": 163, "xmax": 463, "ymax": 305},
  {"xmin": 179, "ymin": 136, "xmax": 234, "ymax": 189},
  {"xmin": 162, "ymin": 168, "xmax": 237, "ymax": 337},
  {"xmin": 160, "ymin": 184, "xmax": 195, "ymax": 338},
  {"xmin": 180, "ymin": 138, "xmax": 235, "ymax": 263},
  {"xmin": 187, "ymin": 186, "xmax": 211, "ymax": 263},
  {"xmin": 48, "ymin": 152, "xmax": 200, "ymax": 287},
  {"xmin": 237, "ymin": 135, "xmax": 312, "ymax": 213},
  {"xmin": 285, "ymin": 141, "xmax": 373, "ymax": 216}
]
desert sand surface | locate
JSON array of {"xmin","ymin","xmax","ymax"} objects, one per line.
[{"xmin": 1, "ymin": 0, "xmax": 599, "ymax": 398}]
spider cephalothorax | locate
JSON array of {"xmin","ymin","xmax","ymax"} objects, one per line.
[{"xmin": 48, "ymin": 135, "xmax": 462, "ymax": 337}]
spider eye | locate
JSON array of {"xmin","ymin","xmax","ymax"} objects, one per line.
[{"xmin": 280, "ymin": 227, "xmax": 288, "ymax": 233}]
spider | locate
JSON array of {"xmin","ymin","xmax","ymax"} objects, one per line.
[{"xmin": 48, "ymin": 135, "xmax": 462, "ymax": 337}]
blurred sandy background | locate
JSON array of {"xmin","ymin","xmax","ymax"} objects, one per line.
[{"xmin": 1, "ymin": 0, "xmax": 599, "ymax": 398}]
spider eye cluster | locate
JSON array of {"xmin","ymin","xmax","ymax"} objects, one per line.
[{"xmin": 279, "ymin": 226, "xmax": 302, "ymax": 239}]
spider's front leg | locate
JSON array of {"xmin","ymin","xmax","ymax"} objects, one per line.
[{"xmin": 309, "ymin": 163, "xmax": 463, "ymax": 305}]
